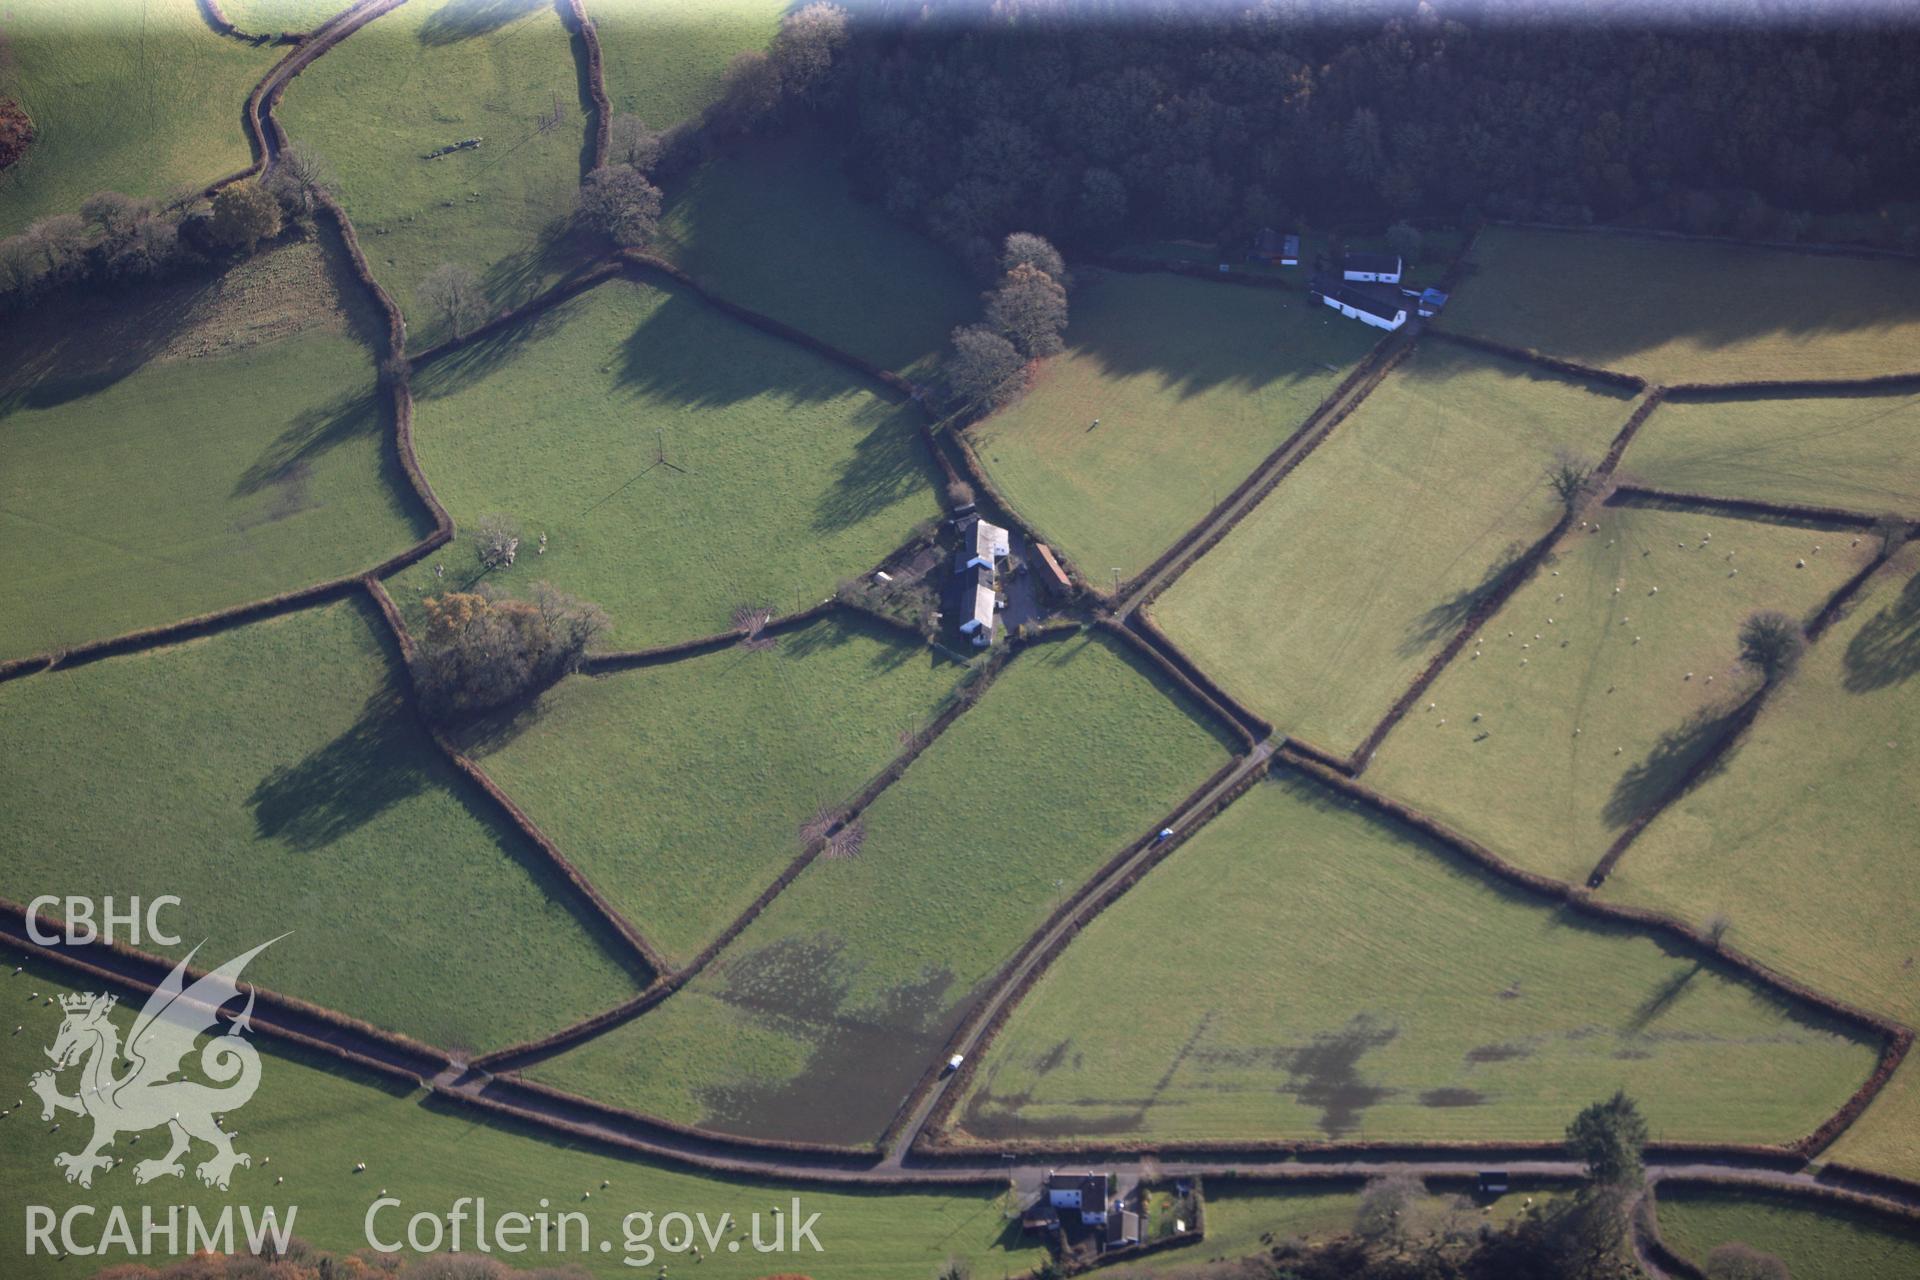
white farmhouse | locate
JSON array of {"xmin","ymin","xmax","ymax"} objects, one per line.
[
  {"xmin": 1311, "ymin": 276, "xmax": 1408, "ymax": 331},
  {"xmin": 1047, "ymin": 1171, "xmax": 1111, "ymax": 1226},
  {"xmin": 1341, "ymin": 251, "xmax": 1403, "ymax": 283}
]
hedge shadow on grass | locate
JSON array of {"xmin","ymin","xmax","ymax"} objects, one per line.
[
  {"xmin": 1601, "ymin": 693, "xmax": 1758, "ymax": 832},
  {"xmin": 1843, "ymin": 565, "xmax": 1920, "ymax": 693},
  {"xmin": 416, "ymin": 0, "xmax": 547, "ymax": 47}
]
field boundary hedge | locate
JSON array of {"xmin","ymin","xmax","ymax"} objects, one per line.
[
  {"xmin": 1645, "ymin": 1174, "xmax": 1920, "ymax": 1272},
  {"xmin": 196, "ymin": 0, "xmax": 302, "ymax": 43},
  {"xmin": 560, "ymin": 0, "xmax": 611, "ymax": 172},
  {"xmin": 1663, "ymin": 371, "xmax": 1920, "ymax": 397},
  {"xmin": 1490, "ymin": 217, "xmax": 1920, "ymax": 267},
  {"xmin": 1608, "ymin": 484, "xmax": 1901, "ymax": 532},
  {"xmin": 1423, "ymin": 328, "xmax": 1650, "ymax": 391},
  {"xmin": 943, "ymin": 418, "xmax": 1090, "ymax": 592},
  {"xmin": 912, "ymin": 751, "xmax": 1267, "ymax": 1152},
  {"xmin": 1, "ymin": 900, "xmax": 451, "ymax": 1082},
  {"xmin": 1115, "ymin": 612, "xmax": 1272, "ymax": 743}
]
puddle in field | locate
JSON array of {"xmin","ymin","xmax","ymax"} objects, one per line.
[
  {"xmin": 1465, "ymin": 1042, "xmax": 1534, "ymax": 1064},
  {"xmin": 1419, "ymin": 1087, "xmax": 1487, "ymax": 1108},
  {"xmin": 1281, "ymin": 1015, "xmax": 1400, "ymax": 1136}
]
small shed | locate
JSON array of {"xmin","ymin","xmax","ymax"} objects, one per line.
[
  {"xmin": 1034, "ymin": 542, "xmax": 1072, "ymax": 596},
  {"xmin": 1477, "ymin": 1170, "xmax": 1510, "ymax": 1196},
  {"xmin": 1021, "ymin": 1204, "xmax": 1060, "ymax": 1236},
  {"xmin": 1341, "ymin": 251, "xmax": 1403, "ymax": 284},
  {"xmin": 1250, "ymin": 227, "xmax": 1300, "ymax": 266},
  {"xmin": 958, "ymin": 567, "xmax": 997, "ymax": 646},
  {"xmin": 1105, "ymin": 1209, "xmax": 1143, "ymax": 1248},
  {"xmin": 1418, "ymin": 287, "xmax": 1450, "ymax": 317}
]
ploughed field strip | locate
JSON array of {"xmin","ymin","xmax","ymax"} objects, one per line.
[
  {"xmin": 968, "ymin": 271, "xmax": 1376, "ymax": 580},
  {"xmin": 275, "ymin": 0, "xmax": 596, "ymax": 329},
  {"xmin": 589, "ymin": 0, "xmax": 786, "ymax": 129},
  {"xmin": 0, "ymin": 598, "xmax": 644, "ymax": 1054},
  {"xmin": 1600, "ymin": 542, "xmax": 1920, "ymax": 1028},
  {"xmin": 1653, "ymin": 1184, "xmax": 1920, "ymax": 1280},
  {"xmin": 0, "ymin": 236, "xmax": 432, "ymax": 663},
  {"xmin": 0, "ymin": 0, "xmax": 278, "ymax": 236},
  {"xmin": 1438, "ymin": 226, "xmax": 1920, "ymax": 384},
  {"xmin": 951, "ymin": 773, "xmax": 1879, "ymax": 1147},
  {"xmin": 1153, "ymin": 341, "xmax": 1636, "ymax": 756},
  {"xmin": 1365, "ymin": 502, "xmax": 1865, "ymax": 884},
  {"xmin": 384, "ymin": 275, "xmax": 941, "ymax": 651},
  {"xmin": 524, "ymin": 632, "xmax": 1236, "ymax": 1146},
  {"xmin": 0, "ymin": 955, "xmax": 1047, "ymax": 1280},
  {"xmin": 1618, "ymin": 387, "xmax": 1920, "ymax": 517},
  {"xmin": 654, "ymin": 132, "xmax": 978, "ymax": 378},
  {"xmin": 456, "ymin": 613, "xmax": 969, "ymax": 969}
]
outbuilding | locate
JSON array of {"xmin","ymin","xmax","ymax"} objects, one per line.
[
  {"xmin": 958, "ymin": 567, "xmax": 998, "ymax": 646},
  {"xmin": 1249, "ymin": 227, "xmax": 1300, "ymax": 266},
  {"xmin": 1341, "ymin": 251, "xmax": 1403, "ymax": 284},
  {"xmin": 1417, "ymin": 287, "xmax": 1450, "ymax": 317},
  {"xmin": 1033, "ymin": 542, "xmax": 1072, "ymax": 596},
  {"xmin": 1310, "ymin": 275, "xmax": 1407, "ymax": 331},
  {"xmin": 957, "ymin": 516, "xmax": 1011, "ymax": 573}
]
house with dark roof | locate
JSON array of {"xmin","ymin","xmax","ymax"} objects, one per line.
[
  {"xmin": 1249, "ymin": 227, "xmax": 1300, "ymax": 266},
  {"xmin": 1047, "ymin": 1171, "xmax": 1112, "ymax": 1226},
  {"xmin": 1341, "ymin": 251, "xmax": 1403, "ymax": 284},
  {"xmin": 1105, "ymin": 1209, "xmax": 1144, "ymax": 1249},
  {"xmin": 1310, "ymin": 274, "xmax": 1408, "ymax": 331}
]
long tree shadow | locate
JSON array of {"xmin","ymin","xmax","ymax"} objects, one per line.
[
  {"xmin": 247, "ymin": 684, "xmax": 431, "ymax": 851},
  {"xmin": 477, "ymin": 221, "xmax": 593, "ymax": 316},
  {"xmin": 811, "ymin": 410, "xmax": 943, "ymax": 534},
  {"xmin": 1602, "ymin": 693, "xmax": 1759, "ymax": 831},
  {"xmin": 616, "ymin": 282, "xmax": 856, "ymax": 410},
  {"xmin": 0, "ymin": 281, "xmax": 211, "ymax": 416},
  {"xmin": 409, "ymin": 291, "xmax": 582, "ymax": 398},
  {"xmin": 1624, "ymin": 960, "xmax": 1705, "ymax": 1035},
  {"xmin": 1397, "ymin": 537, "xmax": 1532, "ymax": 658},
  {"xmin": 231, "ymin": 387, "xmax": 386, "ymax": 497},
  {"xmin": 416, "ymin": 0, "xmax": 545, "ymax": 45},
  {"xmin": 1843, "ymin": 562, "xmax": 1920, "ymax": 693}
]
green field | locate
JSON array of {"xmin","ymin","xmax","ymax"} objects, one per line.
[
  {"xmin": 218, "ymin": 0, "xmax": 348, "ymax": 33},
  {"xmin": 0, "ymin": 599, "xmax": 643, "ymax": 1053},
  {"xmin": 1828, "ymin": 1056, "xmax": 1920, "ymax": 1185},
  {"xmin": 1654, "ymin": 1185, "xmax": 1920, "ymax": 1280},
  {"xmin": 277, "ymin": 0, "xmax": 595, "ymax": 330},
  {"xmin": 528, "ymin": 632, "xmax": 1236, "ymax": 1144},
  {"xmin": 951, "ymin": 774, "xmax": 1876, "ymax": 1146},
  {"xmin": 386, "ymin": 276, "xmax": 941, "ymax": 650},
  {"xmin": 1367, "ymin": 503, "xmax": 1863, "ymax": 883},
  {"xmin": 0, "ymin": 236, "xmax": 432, "ymax": 662},
  {"xmin": 1619, "ymin": 388, "xmax": 1920, "ymax": 516},
  {"xmin": 590, "ymin": 0, "xmax": 784, "ymax": 129},
  {"xmin": 0, "ymin": 0, "xmax": 276, "ymax": 235},
  {"xmin": 1154, "ymin": 342, "xmax": 1636, "ymax": 755},
  {"xmin": 0, "ymin": 953, "xmax": 1044, "ymax": 1280},
  {"xmin": 461, "ymin": 613, "xmax": 967, "ymax": 968},
  {"xmin": 656, "ymin": 132, "xmax": 978, "ymax": 376},
  {"xmin": 969, "ymin": 272, "xmax": 1377, "ymax": 579},
  {"xmin": 1602, "ymin": 542, "xmax": 1920, "ymax": 1025},
  {"xmin": 1441, "ymin": 227, "xmax": 1920, "ymax": 384}
]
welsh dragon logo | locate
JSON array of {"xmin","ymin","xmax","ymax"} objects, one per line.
[{"xmin": 30, "ymin": 938, "xmax": 281, "ymax": 1191}]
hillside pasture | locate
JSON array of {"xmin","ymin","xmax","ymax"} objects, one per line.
[
  {"xmin": 1619, "ymin": 387, "xmax": 1920, "ymax": 517},
  {"xmin": 590, "ymin": 0, "xmax": 784, "ymax": 129},
  {"xmin": 1154, "ymin": 342, "xmax": 1635, "ymax": 756},
  {"xmin": 951, "ymin": 773, "xmax": 1878, "ymax": 1146},
  {"xmin": 0, "ymin": 0, "xmax": 276, "ymax": 235},
  {"xmin": 1827, "ymin": 1056, "xmax": 1920, "ymax": 1185},
  {"xmin": 1366, "ymin": 502, "xmax": 1864, "ymax": 884},
  {"xmin": 276, "ymin": 0, "xmax": 596, "ymax": 331},
  {"xmin": 655, "ymin": 132, "xmax": 977, "ymax": 377},
  {"xmin": 388, "ymin": 276, "xmax": 941, "ymax": 651},
  {"xmin": 1601, "ymin": 542, "xmax": 1920, "ymax": 1025},
  {"xmin": 217, "ymin": 0, "xmax": 352, "ymax": 34},
  {"xmin": 0, "ymin": 954, "xmax": 1044, "ymax": 1280},
  {"xmin": 970, "ymin": 272, "xmax": 1377, "ymax": 579},
  {"xmin": 1439, "ymin": 228, "xmax": 1920, "ymax": 384},
  {"xmin": 0, "ymin": 236, "xmax": 431, "ymax": 662},
  {"xmin": 1654, "ymin": 1185, "xmax": 1920, "ymax": 1280},
  {"xmin": 0, "ymin": 599, "xmax": 644, "ymax": 1053},
  {"xmin": 527, "ymin": 632, "xmax": 1236, "ymax": 1145},
  {"xmin": 460, "ymin": 614, "xmax": 967, "ymax": 967}
]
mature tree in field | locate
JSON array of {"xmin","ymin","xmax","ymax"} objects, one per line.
[
  {"xmin": 80, "ymin": 190, "xmax": 146, "ymax": 240},
  {"xmin": 945, "ymin": 323, "xmax": 1026, "ymax": 411},
  {"xmin": 1000, "ymin": 231, "xmax": 1069, "ymax": 287},
  {"xmin": 770, "ymin": 2, "xmax": 850, "ymax": 103},
  {"xmin": 1386, "ymin": 219, "xmax": 1424, "ymax": 262},
  {"xmin": 24, "ymin": 212, "xmax": 88, "ymax": 276},
  {"xmin": 471, "ymin": 513, "xmax": 521, "ymax": 570},
  {"xmin": 1737, "ymin": 610, "xmax": 1806, "ymax": 685},
  {"xmin": 413, "ymin": 584, "xmax": 608, "ymax": 720},
  {"xmin": 1354, "ymin": 1171, "xmax": 1424, "ymax": 1244},
  {"xmin": 1546, "ymin": 450, "xmax": 1598, "ymax": 512},
  {"xmin": 1706, "ymin": 1241, "xmax": 1791, "ymax": 1280},
  {"xmin": 986, "ymin": 262, "xmax": 1068, "ymax": 358},
  {"xmin": 267, "ymin": 143, "xmax": 333, "ymax": 217},
  {"xmin": 945, "ymin": 478, "xmax": 976, "ymax": 509},
  {"xmin": 208, "ymin": 179, "xmax": 282, "ymax": 254},
  {"xmin": 607, "ymin": 113, "xmax": 662, "ymax": 173},
  {"xmin": 575, "ymin": 164, "xmax": 662, "ymax": 247},
  {"xmin": 419, "ymin": 263, "xmax": 489, "ymax": 340},
  {"xmin": 1566, "ymin": 1091, "xmax": 1648, "ymax": 1187},
  {"xmin": 1874, "ymin": 512, "xmax": 1911, "ymax": 555}
]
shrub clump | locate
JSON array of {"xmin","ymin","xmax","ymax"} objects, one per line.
[{"xmin": 412, "ymin": 584, "xmax": 608, "ymax": 720}]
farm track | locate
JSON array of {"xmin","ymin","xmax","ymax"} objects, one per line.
[{"xmin": 6, "ymin": 5, "xmax": 1916, "ymax": 1261}]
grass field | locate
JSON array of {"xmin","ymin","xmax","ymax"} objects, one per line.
[
  {"xmin": 1601, "ymin": 542, "xmax": 1920, "ymax": 1025},
  {"xmin": 1115, "ymin": 228, "xmax": 1468, "ymax": 281},
  {"xmin": 0, "ymin": 235, "xmax": 432, "ymax": 662},
  {"xmin": 1154, "ymin": 342, "xmax": 1636, "ymax": 755},
  {"xmin": 1619, "ymin": 388, "xmax": 1920, "ymax": 516},
  {"xmin": 951, "ymin": 773, "xmax": 1877, "ymax": 1146},
  {"xmin": 1827, "ymin": 1056, "xmax": 1920, "ymax": 1185},
  {"xmin": 1440, "ymin": 227, "xmax": 1920, "ymax": 384},
  {"xmin": 460, "ymin": 614, "xmax": 968, "ymax": 967},
  {"xmin": 656, "ymin": 132, "xmax": 978, "ymax": 377},
  {"xmin": 1366, "ymin": 503, "xmax": 1864, "ymax": 883},
  {"xmin": 0, "ymin": 599, "xmax": 643, "ymax": 1053},
  {"xmin": 385, "ymin": 276, "xmax": 940, "ymax": 650},
  {"xmin": 0, "ymin": 954, "xmax": 1045, "ymax": 1280},
  {"xmin": 969, "ymin": 272, "xmax": 1377, "ymax": 579},
  {"xmin": 0, "ymin": 0, "xmax": 276, "ymax": 235},
  {"xmin": 218, "ymin": 0, "xmax": 349, "ymax": 33},
  {"xmin": 1654, "ymin": 1185, "xmax": 1920, "ymax": 1280},
  {"xmin": 590, "ymin": 0, "xmax": 784, "ymax": 129},
  {"xmin": 277, "ymin": 0, "xmax": 596, "ymax": 331},
  {"xmin": 528, "ymin": 632, "xmax": 1236, "ymax": 1144}
]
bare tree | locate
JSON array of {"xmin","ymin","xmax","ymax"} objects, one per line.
[
  {"xmin": 1545, "ymin": 449, "xmax": 1598, "ymax": 511},
  {"xmin": 734, "ymin": 603, "xmax": 776, "ymax": 649},
  {"xmin": 1354, "ymin": 1171, "xmax": 1425, "ymax": 1244},
  {"xmin": 472, "ymin": 513, "xmax": 521, "ymax": 570},
  {"xmin": 413, "ymin": 583, "xmax": 609, "ymax": 720},
  {"xmin": 419, "ymin": 263, "xmax": 489, "ymax": 339},
  {"xmin": 267, "ymin": 143, "xmax": 334, "ymax": 217}
]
